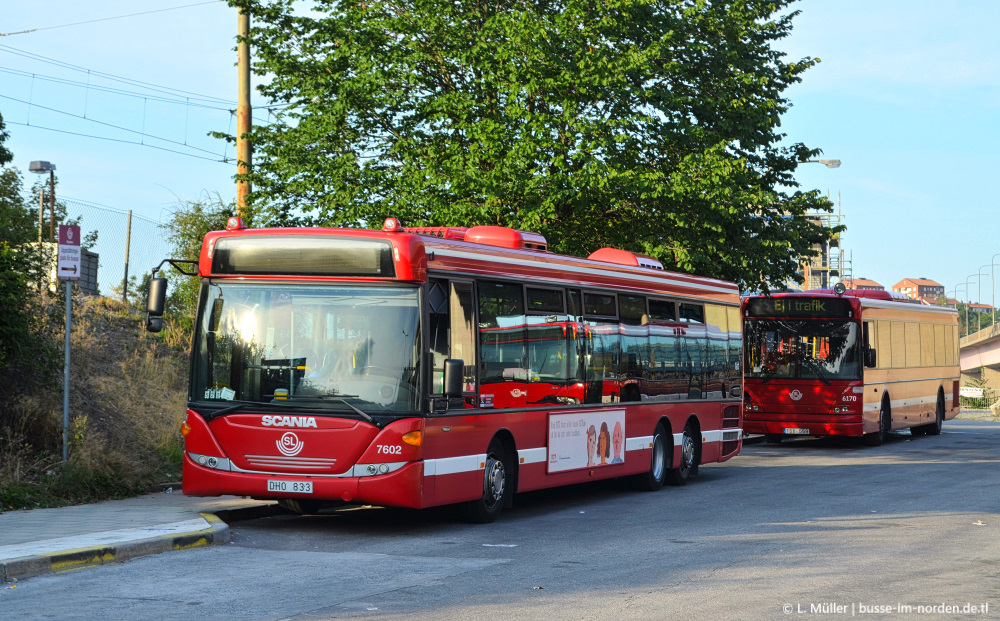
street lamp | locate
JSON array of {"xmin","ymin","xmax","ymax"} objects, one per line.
[
  {"xmin": 28, "ymin": 160, "xmax": 56, "ymax": 242},
  {"xmin": 978, "ymin": 265, "xmax": 993, "ymax": 333},
  {"xmin": 804, "ymin": 159, "xmax": 842, "ymax": 169},
  {"xmin": 965, "ymin": 273, "xmax": 986, "ymax": 336},
  {"xmin": 797, "ymin": 158, "xmax": 841, "ymax": 289},
  {"xmin": 990, "ymin": 253, "xmax": 1000, "ymax": 330}
]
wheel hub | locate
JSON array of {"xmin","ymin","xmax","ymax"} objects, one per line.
[
  {"xmin": 680, "ymin": 434, "xmax": 695, "ymax": 470},
  {"xmin": 483, "ymin": 456, "xmax": 505, "ymax": 508}
]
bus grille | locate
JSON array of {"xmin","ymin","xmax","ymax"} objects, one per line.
[
  {"xmin": 721, "ymin": 404, "xmax": 741, "ymax": 456},
  {"xmin": 244, "ymin": 454, "xmax": 339, "ymax": 471}
]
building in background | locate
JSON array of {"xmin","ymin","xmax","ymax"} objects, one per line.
[
  {"xmin": 796, "ymin": 205, "xmax": 849, "ymax": 291},
  {"xmin": 842, "ymin": 277, "xmax": 883, "ymax": 291},
  {"xmin": 892, "ymin": 278, "xmax": 945, "ymax": 304}
]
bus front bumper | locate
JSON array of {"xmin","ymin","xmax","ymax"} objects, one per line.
[
  {"xmin": 181, "ymin": 453, "xmax": 427, "ymax": 509},
  {"xmin": 744, "ymin": 413, "xmax": 864, "ymax": 438}
]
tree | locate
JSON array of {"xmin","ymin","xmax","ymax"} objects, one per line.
[
  {"xmin": 161, "ymin": 195, "xmax": 236, "ymax": 319},
  {"xmin": 232, "ymin": 0, "xmax": 836, "ymax": 292},
  {"xmin": 0, "ymin": 112, "xmax": 55, "ymax": 400}
]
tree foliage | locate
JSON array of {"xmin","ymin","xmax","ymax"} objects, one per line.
[
  {"xmin": 233, "ymin": 0, "xmax": 837, "ymax": 291},
  {"xmin": 0, "ymin": 112, "xmax": 56, "ymax": 397},
  {"xmin": 161, "ymin": 195, "xmax": 236, "ymax": 321}
]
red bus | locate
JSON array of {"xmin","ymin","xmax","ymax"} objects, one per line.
[
  {"xmin": 741, "ymin": 287, "xmax": 960, "ymax": 445},
  {"xmin": 146, "ymin": 217, "xmax": 743, "ymax": 521}
]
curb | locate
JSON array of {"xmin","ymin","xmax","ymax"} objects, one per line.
[{"xmin": 1, "ymin": 512, "xmax": 234, "ymax": 583}]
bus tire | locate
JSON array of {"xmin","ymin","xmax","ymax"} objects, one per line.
[
  {"xmin": 278, "ymin": 499, "xmax": 323, "ymax": 515},
  {"xmin": 463, "ymin": 438, "xmax": 509, "ymax": 524},
  {"xmin": 666, "ymin": 424, "xmax": 698, "ymax": 486},
  {"xmin": 926, "ymin": 391, "xmax": 945, "ymax": 436},
  {"xmin": 864, "ymin": 397, "xmax": 890, "ymax": 447},
  {"xmin": 634, "ymin": 423, "xmax": 667, "ymax": 491},
  {"xmin": 764, "ymin": 434, "xmax": 783, "ymax": 444}
]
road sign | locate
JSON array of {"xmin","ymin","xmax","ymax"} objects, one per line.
[{"xmin": 58, "ymin": 224, "xmax": 81, "ymax": 281}]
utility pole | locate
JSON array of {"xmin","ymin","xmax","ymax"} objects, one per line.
[{"xmin": 236, "ymin": 7, "xmax": 252, "ymax": 219}]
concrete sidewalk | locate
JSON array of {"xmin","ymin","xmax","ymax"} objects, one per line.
[{"xmin": 0, "ymin": 490, "xmax": 280, "ymax": 583}]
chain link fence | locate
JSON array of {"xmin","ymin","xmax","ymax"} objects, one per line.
[
  {"xmin": 959, "ymin": 386, "xmax": 1000, "ymax": 418},
  {"xmin": 56, "ymin": 198, "xmax": 173, "ymax": 301}
]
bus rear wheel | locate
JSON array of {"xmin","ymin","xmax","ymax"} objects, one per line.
[
  {"xmin": 463, "ymin": 438, "xmax": 510, "ymax": 523},
  {"xmin": 926, "ymin": 392, "xmax": 945, "ymax": 435},
  {"xmin": 634, "ymin": 423, "xmax": 667, "ymax": 491},
  {"xmin": 914, "ymin": 392, "xmax": 945, "ymax": 436},
  {"xmin": 666, "ymin": 424, "xmax": 698, "ymax": 486}
]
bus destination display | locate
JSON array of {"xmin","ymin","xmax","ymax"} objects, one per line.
[{"xmin": 745, "ymin": 297, "xmax": 853, "ymax": 318}]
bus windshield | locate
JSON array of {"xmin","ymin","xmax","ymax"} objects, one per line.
[
  {"xmin": 191, "ymin": 283, "xmax": 421, "ymax": 413},
  {"xmin": 744, "ymin": 319, "xmax": 861, "ymax": 382}
]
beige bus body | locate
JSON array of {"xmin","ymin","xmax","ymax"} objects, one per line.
[{"xmin": 860, "ymin": 298, "xmax": 960, "ymax": 434}]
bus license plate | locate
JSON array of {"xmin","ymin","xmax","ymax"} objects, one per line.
[
  {"xmin": 267, "ymin": 479, "xmax": 313, "ymax": 494},
  {"xmin": 783, "ymin": 428, "xmax": 810, "ymax": 435}
]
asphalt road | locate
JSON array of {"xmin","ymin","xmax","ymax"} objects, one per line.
[{"xmin": 5, "ymin": 420, "xmax": 999, "ymax": 620}]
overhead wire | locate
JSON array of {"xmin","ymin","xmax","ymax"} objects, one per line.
[
  {"xmin": 0, "ymin": 66, "xmax": 234, "ymax": 110},
  {"xmin": 0, "ymin": 1, "xmax": 224, "ymax": 38},
  {"xmin": 4, "ymin": 120, "xmax": 228, "ymax": 163},
  {"xmin": 0, "ymin": 43, "xmax": 233, "ymax": 105},
  {"xmin": 0, "ymin": 93, "xmax": 226, "ymax": 157}
]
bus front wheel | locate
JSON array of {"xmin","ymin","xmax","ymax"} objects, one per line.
[
  {"xmin": 463, "ymin": 438, "xmax": 510, "ymax": 523},
  {"xmin": 864, "ymin": 398, "xmax": 890, "ymax": 447}
]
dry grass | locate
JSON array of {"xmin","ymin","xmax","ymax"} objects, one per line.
[{"xmin": 0, "ymin": 292, "xmax": 191, "ymax": 511}]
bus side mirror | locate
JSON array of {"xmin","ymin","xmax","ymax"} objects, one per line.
[
  {"xmin": 147, "ymin": 277, "xmax": 167, "ymax": 315},
  {"xmin": 443, "ymin": 359, "xmax": 464, "ymax": 398},
  {"xmin": 864, "ymin": 347, "xmax": 877, "ymax": 368},
  {"xmin": 145, "ymin": 277, "xmax": 168, "ymax": 333}
]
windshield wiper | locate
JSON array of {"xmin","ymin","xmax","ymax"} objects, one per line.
[
  {"xmin": 277, "ymin": 394, "xmax": 374, "ymax": 423},
  {"xmin": 202, "ymin": 399, "xmax": 262, "ymax": 421},
  {"xmin": 799, "ymin": 357, "xmax": 832, "ymax": 385}
]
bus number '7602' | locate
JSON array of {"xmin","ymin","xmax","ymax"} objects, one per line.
[{"xmin": 377, "ymin": 445, "xmax": 402, "ymax": 455}]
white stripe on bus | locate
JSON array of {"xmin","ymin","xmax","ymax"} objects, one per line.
[
  {"xmin": 863, "ymin": 394, "xmax": 940, "ymax": 413},
  {"xmin": 423, "ymin": 433, "xmax": 738, "ymax": 477},
  {"xmin": 432, "ymin": 248, "xmax": 739, "ymax": 296}
]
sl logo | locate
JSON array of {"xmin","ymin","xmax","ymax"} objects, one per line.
[
  {"xmin": 789, "ymin": 389, "xmax": 803, "ymax": 401},
  {"xmin": 277, "ymin": 432, "xmax": 304, "ymax": 457},
  {"xmin": 510, "ymin": 389, "xmax": 526, "ymax": 398}
]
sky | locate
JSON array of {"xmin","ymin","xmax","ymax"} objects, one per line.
[{"xmin": 1, "ymin": 1, "xmax": 999, "ymax": 305}]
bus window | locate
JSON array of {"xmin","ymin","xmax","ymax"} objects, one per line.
[
  {"xmin": 648, "ymin": 298, "xmax": 676, "ymax": 323},
  {"xmin": 584, "ymin": 292, "xmax": 617, "ymax": 318},
  {"xmin": 527, "ymin": 287, "xmax": 565, "ymax": 314},
  {"xmin": 429, "ymin": 279, "xmax": 476, "ymax": 394},
  {"xmin": 478, "ymin": 281, "xmax": 527, "ymax": 408},
  {"xmin": 618, "ymin": 294, "xmax": 647, "ymax": 326},
  {"xmin": 680, "ymin": 302, "xmax": 705, "ymax": 324},
  {"xmin": 584, "ymin": 320, "xmax": 620, "ymax": 403}
]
